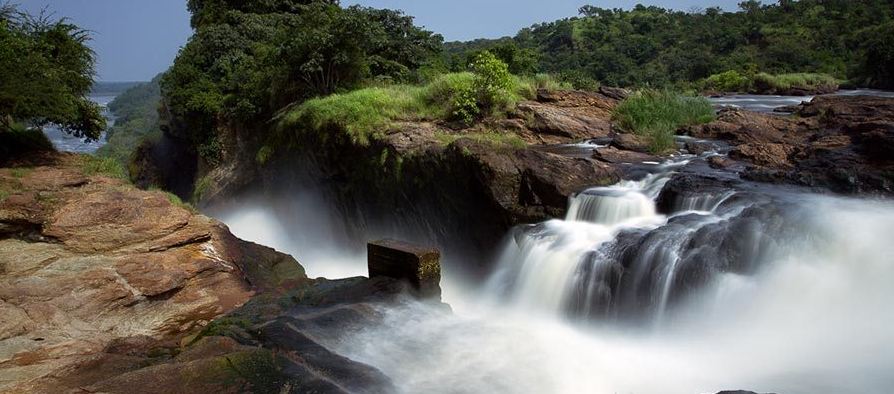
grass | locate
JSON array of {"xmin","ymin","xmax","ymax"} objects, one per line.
[
  {"xmin": 752, "ymin": 72, "xmax": 840, "ymax": 91},
  {"xmin": 434, "ymin": 130, "xmax": 527, "ymax": 149},
  {"xmin": 613, "ymin": 90, "xmax": 716, "ymax": 153},
  {"xmin": 149, "ymin": 186, "xmax": 196, "ymax": 212},
  {"xmin": 79, "ymin": 155, "xmax": 129, "ymax": 180},
  {"xmin": 10, "ymin": 168, "xmax": 32, "ymax": 179},
  {"xmin": 0, "ymin": 186, "xmax": 9, "ymax": 202},
  {"xmin": 192, "ymin": 175, "xmax": 213, "ymax": 203},
  {"xmin": 278, "ymin": 72, "xmax": 569, "ymax": 147}
]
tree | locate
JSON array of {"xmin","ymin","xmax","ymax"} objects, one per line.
[{"xmin": 0, "ymin": 4, "xmax": 105, "ymax": 140}]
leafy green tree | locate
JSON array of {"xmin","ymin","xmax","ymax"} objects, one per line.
[{"xmin": 0, "ymin": 4, "xmax": 105, "ymax": 140}]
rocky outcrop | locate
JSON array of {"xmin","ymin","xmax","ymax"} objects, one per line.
[
  {"xmin": 684, "ymin": 95, "xmax": 894, "ymax": 194},
  {"xmin": 513, "ymin": 89, "xmax": 620, "ymax": 144},
  {"xmin": 0, "ymin": 153, "xmax": 430, "ymax": 393}
]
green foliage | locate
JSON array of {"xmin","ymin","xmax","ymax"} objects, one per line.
[
  {"xmin": 705, "ymin": 70, "xmax": 751, "ymax": 92},
  {"xmin": 514, "ymin": 74, "xmax": 573, "ymax": 99},
  {"xmin": 280, "ymin": 86, "xmax": 427, "ymax": 146},
  {"xmin": 557, "ymin": 70, "xmax": 600, "ymax": 91},
  {"xmin": 192, "ymin": 175, "xmax": 213, "ymax": 203},
  {"xmin": 255, "ymin": 145, "xmax": 274, "ymax": 165},
  {"xmin": 149, "ymin": 186, "xmax": 196, "ymax": 212},
  {"xmin": 0, "ymin": 4, "xmax": 105, "ymax": 139},
  {"xmin": 445, "ymin": 1, "xmax": 894, "ymax": 89},
  {"xmin": 163, "ymin": 1, "xmax": 442, "ymax": 154},
  {"xmin": 79, "ymin": 155, "xmax": 128, "ymax": 180},
  {"xmin": 613, "ymin": 90, "xmax": 715, "ymax": 153},
  {"xmin": 470, "ymin": 51, "xmax": 513, "ymax": 113},
  {"xmin": 751, "ymin": 72, "xmax": 840, "ymax": 92},
  {"xmin": 0, "ymin": 124, "xmax": 55, "ymax": 158},
  {"xmin": 278, "ymin": 65, "xmax": 555, "ymax": 146},
  {"xmin": 96, "ymin": 76, "xmax": 162, "ymax": 169},
  {"xmin": 434, "ymin": 130, "xmax": 526, "ymax": 149}
]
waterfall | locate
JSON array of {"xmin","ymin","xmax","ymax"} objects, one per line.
[{"xmin": 486, "ymin": 162, "xmax": 765, "ymax": 324}]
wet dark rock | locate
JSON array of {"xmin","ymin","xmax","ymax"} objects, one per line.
[
  {"xmin": 593, "ymin": 146, "xmax": 659, "ymax": 164},
  {"xmin": 611, "ymin": 133, "xmax": 652, "ymax": 153},
  {"xmin": 655, "ymin": 173, "xmax": 739, "ymax": 215},
  {"xmin": 684, "ymin": 140, "xmax": 718, "ymax": 155},
  {"xmin": 707, "ymin": 155, "xmax": 737, "ymax": 169}
]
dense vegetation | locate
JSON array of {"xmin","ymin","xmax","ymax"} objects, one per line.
[
  {"xmin": 613, "ymin": 91, "xmax": 715, "ymax": 152},
  {"xmin": 96, "ymin": 76, "xmax": 162, "ymax": 167},
  {"xmin": 276, "ymin": 53, "xmax": 566, "ymax": 150},
  {"xmin": 162, "ymin": 0, "xmax": 443, "ymax": 162},
  {"xmin": 444, "ymin": 1, "xmax": 894, "ymax": 89},
  {"xmin": 0, "ymin": 3, "xmax": 105, "ymax": 140}
]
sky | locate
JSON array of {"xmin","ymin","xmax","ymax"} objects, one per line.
[{"xmin": 21, "ymin": 0, "xmax": 747, "ymax": 82}]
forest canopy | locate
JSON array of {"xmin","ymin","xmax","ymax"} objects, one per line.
[
  {"xmin": 443, "ymin": 0, "xmax": 894, "ymax": 89},
  {"xmin": 162, "ymin": 0, "xmax": 443, "ymax": 155}
]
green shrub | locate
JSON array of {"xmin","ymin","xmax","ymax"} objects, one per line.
[
  {"xmin": 514, "ymin": 74, "xmax": 573, "ymax": 99},
  {"xmin": 470, "ymin": 51, "xmax": 514, "ymax": 113},
  {"xmin": 79, "ymin": 156, "xmax": 129, "ymax": 180},
  {"xmin": 705, "ymin": 70, "xmax": 750, "ymax": 92},
  {"xmin": 613, "ymin": 90, "xmax": 715, "ymax": 153},
  {"xmin": 557, "ymin": 70, "xmax": 600, "ymax": 91},
  {"xmin": 0, "ymin": 125, "xmax": 55, "ymax": 159},
  {"xmin": 752, "ymin": 72, "xmax": 840, "ymax": 91}
]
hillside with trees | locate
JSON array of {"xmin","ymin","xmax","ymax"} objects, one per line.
[{"xmin": 443, "ymin": 1, "xmax": 894, "ymax": 89}]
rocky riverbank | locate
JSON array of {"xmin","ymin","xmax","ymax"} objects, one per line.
[
  {"xmin": 0, "ymin": 153, "xmax": 442, "ymax": 393},
  {"xmin": 686, "ymin": 95, "xmax": 894, "ymax": 194}
]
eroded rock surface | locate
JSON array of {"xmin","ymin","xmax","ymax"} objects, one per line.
[
  {"xmin": 0, "ymin": 154, "xmax": 407, "ymax": 393},
  {"xmin": 685, "ymin": 95, "xmax": 894, "ymax": 194}
]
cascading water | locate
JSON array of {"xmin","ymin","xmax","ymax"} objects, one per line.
[{"xmin": 320, "ymin": 150, "xmax": 894, "ymax": 393}]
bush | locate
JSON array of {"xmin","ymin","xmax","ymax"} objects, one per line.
[
  {"xmin": 470, "ymin": 51, "xmax": 513, "ymax": 114},
  {"xmin": 705, "ymin": 70, "xmax": 750, "ymax": 92},
  {"xmin": 613, "ymin": 90, "xmax": 715, "ymax": 153},
  {"xmin": 0, "ymin": 125, "xmax": 55, "ymax": 159},
  {"xmin": 752, "ymin": 72, "xmax": 840, "ymax": 92},
  {"xmin": 558, "ymin": 70, "xmax": 600, "ymax": 91}
]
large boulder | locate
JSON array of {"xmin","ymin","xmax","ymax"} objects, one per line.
[
  {"xmin": 0, "ymin": 154, "xmax": 405, "ymax": 393},
  {"xmin": 514, "ymin": 89, "xmax": 619, "ymax": 143}
]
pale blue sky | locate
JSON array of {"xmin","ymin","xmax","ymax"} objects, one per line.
[{"xmin": 21, "ymin": 0, "xmax": 747, "ymax": 81}]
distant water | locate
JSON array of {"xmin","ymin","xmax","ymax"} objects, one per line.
[
  {"xmin": 708, "ymin": 89, "xmax": 894, "ymax": 113},
  {"xmin": 43, "ymin": 93, "xmax": 117, "ymax": 154}
]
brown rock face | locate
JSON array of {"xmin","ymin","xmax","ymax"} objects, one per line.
[
  {"xmin": 685, "ymin": 95, "xmax": 894, "ymax": 194},
  {"xmin": 515, "ymin": 89, "xmax": 619, "ymax": 143},
  {"xmin": 0, "ymin": 154, "xmax": 306, "ymax": 393}
]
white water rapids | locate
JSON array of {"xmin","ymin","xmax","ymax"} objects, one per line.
[{"xmin": 219, "ymin": 162, "xmax": 894, "ymax": 393}]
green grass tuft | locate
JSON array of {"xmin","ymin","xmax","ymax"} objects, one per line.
[
  {"xmin": 192, "ymin": 175, "xmax": 213, "ymax": 204},
  {"xmin": 434, "ymin": 130, "xmax": 527, "ymax": 149},
  {"xmin": 79, "ymin": 155, "xmax": 129, "ymax": 180},
  {"xmin": 277, "ymin": 68, "xmax": 572, "ymax": 147},
  {"xmin": 613, "ymin": 90, "xmax": 715, "ymax": 153},
  {"xmin": 752, "ymin": 72, "xmax": 840, "ymax": 91}
]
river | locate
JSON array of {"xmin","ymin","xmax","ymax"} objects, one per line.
[
  {"xmin": 218, "ymin": 90, "xmax": 894, "ymax": 393},
  {"xmin": 42, "ymin": 91, "xmax": 122, "ymax": 154}
]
